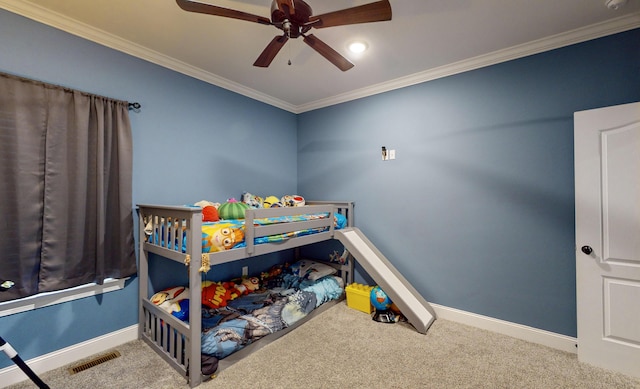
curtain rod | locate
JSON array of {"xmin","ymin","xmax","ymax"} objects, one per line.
[
  {"xmin": 1, "ymin": 72, "xmax": 142, "ymax": 113},
  {"xmin": 128, "ymin": 102, "xmax": 141, "ymax": 112}
]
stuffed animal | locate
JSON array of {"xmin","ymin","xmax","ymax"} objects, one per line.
[
  {"xmin": 260, "ymin": 263, "xmax": 288, "ymax": 288},
  {"xmin": 202, "ymin": 281, "xmax": 238, "ymax": 309},
  {"xmin": 218, "ymin": 198, "xmax": 250, "ymax": 219},
  {"xmin": 281, "ymin": 195, "xmax": 305, "ymax": 207},
  {"xmin": 201, "ymin": 275, "xmax": 262, "ymax": 309},
  {"xmin": 232, "ymin": 277, "xmax": 260, "ymax": 295},
  {"xmin": 241, "ymin": 192, "xmax": 264, "ymax": 209},
  {"xmin": 263, "ymin": 195, "xmax": 282, "ymax": 208}
]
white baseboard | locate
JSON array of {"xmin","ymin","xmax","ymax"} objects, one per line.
[
  {"xmin": 431, "ymin": 303, "xmax": 578, "ymax": 354},
  {"xmin": 0, "ymin": 324, "xmax": 138, "ymax": 388}
]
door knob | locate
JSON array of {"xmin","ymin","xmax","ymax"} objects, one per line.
[{"xmin": 581, "ymin": 245, "xmax": 593, "ymax": 255}]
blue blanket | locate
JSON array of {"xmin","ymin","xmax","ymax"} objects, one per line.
[{"xmin": 200, "ymin": 276, "xmax": 343, "ymax": 359}]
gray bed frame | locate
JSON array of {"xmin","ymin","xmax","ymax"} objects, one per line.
[{"xmin": 137, "ymin": 201, "xmax": 355, "ymax": 388}]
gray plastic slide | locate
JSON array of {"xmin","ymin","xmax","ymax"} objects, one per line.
[{"xmin": 335, "ymin": 227, "xmax": 436, "ymax": 334}]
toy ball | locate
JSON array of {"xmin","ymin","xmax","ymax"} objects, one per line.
[
  {"xmin": 193, "ymin": 200, "xmax": 220, "ymax": 222},
  {"xmin": 202, "ymin": 205, "xmax": 219, "ymax": 222},
  {"xmin": 370, "ymin": 286, "xmax": 392, "ymax": 311}
]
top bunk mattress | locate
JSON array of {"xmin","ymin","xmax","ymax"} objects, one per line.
[{"xmin": 144, "ymin": 210, "xmax": 347, "ymax": 254}]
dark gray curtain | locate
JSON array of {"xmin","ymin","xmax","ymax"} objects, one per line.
[{"xmin": 0, "ymin": 72, "xmax": 136, "ymax": 302}]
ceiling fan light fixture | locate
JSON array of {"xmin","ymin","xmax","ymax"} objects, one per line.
[{"xmin": 349, "ymin": 41, "xmax": 368, "ymax": 53}]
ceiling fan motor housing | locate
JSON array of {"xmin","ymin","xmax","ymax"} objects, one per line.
[{"xmin": 271, "ymin": 0, "xmax": 313, "ymax": 38}]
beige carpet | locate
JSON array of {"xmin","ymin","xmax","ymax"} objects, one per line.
[{"xmin": 7, "ymin": 302, "xmax": 640, "ymax": 389}]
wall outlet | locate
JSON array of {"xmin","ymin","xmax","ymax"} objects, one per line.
[{"xmin": 242, "ymin": 266, "xmax": 248, "ymax": 277}]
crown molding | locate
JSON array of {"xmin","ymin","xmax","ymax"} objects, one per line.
[
  {"xmin": 295, "ymin": 12, "xmax": 640, "ymax": 113},
  {"xmin": 0, "ymin": 0, "xmax": 297, "ymax": 113},
  {"xmin": 1, "ymin": 0, "xmax": 638, "ymax": 114}
]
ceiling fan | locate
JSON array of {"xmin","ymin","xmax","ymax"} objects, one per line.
[{"xmin": 175, "ymin": 0, "xmax": 392, "ymax": 71}]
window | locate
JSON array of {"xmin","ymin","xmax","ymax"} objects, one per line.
[{"xmin": 0, "ymin": 72, "xmax": 136, "ymax": 303}]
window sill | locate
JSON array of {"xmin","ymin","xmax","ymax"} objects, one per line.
[{"xmin": 0, "ymin": 278, "xmax": 128, "ymax": 317}]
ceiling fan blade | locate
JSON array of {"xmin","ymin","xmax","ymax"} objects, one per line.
[
  {"xmin": 176, "ymin": 0, "xmax": 271, "ymax": 25},
  {"xmin": 308, "ymin": 0, "xmax": 392, "ymax": 28},
  {"xmin": 254, "ymin": 35, "xmax": 289, "ymax": 67},
  {"xmin": 303, "ymin": 34, "xmax": 354, "ymax": 71}
]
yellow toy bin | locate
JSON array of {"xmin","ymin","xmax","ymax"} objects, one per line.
[{"xmin": 345, "ymin": 283, "xmax": 374, "ymax": 314}]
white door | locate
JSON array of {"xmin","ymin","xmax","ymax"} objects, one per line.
[{"xmin": 574, "ymin": 101, "xmax": 640, "ymax": 378}]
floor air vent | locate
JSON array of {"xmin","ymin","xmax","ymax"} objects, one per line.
[{"xmin": 68, "ymin": 351, "xmax": 121, "ymax": 375}]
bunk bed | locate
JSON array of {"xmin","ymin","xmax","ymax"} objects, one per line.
[{"xmin": 137, "ymin": 201, "xmax": 354, "ymax": 388}]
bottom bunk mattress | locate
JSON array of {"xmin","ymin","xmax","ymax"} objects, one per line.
[
  {"xmin": 151, "ymin": 259, "xmax": 345, "ymax": 376},
  {"xmin": 200, "ymin": 275, "xmax": 343, "ymax": 374}
]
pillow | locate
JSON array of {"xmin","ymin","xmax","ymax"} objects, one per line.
[
  {"xmin": 201, "ymin": 222, "xmax": 245, "ymax": 253},
  {"xmin": 290, "ymin": 259, "xmax": 337, "ymax": 281}
]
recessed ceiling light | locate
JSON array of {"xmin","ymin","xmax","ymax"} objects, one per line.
[{"xmin": 349, "ymin": 42, "xmax": 368, "ymax": 53}]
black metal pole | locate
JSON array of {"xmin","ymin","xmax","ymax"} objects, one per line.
[{"xmin": 0, "ymin": 336, "xmax": 50, "ymax": 389}]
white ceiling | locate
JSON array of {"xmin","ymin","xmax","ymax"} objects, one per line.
[{"xmin": 1, "ymin": 0, "xmax": 639, "ymax": 113}]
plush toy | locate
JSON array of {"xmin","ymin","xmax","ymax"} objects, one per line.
[
  {"xmin": 194, "ymin": 200, "xmax": 220, "ymax": 222},
  {"xmin": 232, "ymin": 276, "xmax": 260, "ymax": 295},
  {"xmin": 202, "ymin": 222, "xmax": 245, "ymax": 252},
  {"xmin": 263, "ymin": 195, "xmax": 282, "ymax": 208},
  {"xmin": 200, "ymin": 274, "xmax": 263, "ymax": 309},
  {"xmin": 218, "ymin": 198, "xmax": 250, "ymax": 219},
  {"xmin": 202, "ymin": 282, "xmax": 238, "ymax": 309},
  {"xmin": 260, "ymin": 263, "xmax": 288, "ymax": 288},
  {"xmin": 241, "ymin": 192, "xmax": 264, "ymax": 209},
  {"xmin": 281, "ymin": 195, "xmax": 305, "ymax": 207}
]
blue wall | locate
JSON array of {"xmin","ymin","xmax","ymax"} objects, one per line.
[
  {"xmin": 0, "ymin": 9, "xmax": 296, "ymax": 369},
  {"xmin": 0, "ymin": 6, "xmax": 638, "ymax": 369},
  {"xmin": 298, "ymin": 28, "xmax": 640, "ymax": 336}
]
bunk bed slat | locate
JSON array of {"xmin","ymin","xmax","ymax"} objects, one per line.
[
  {"xmin": 143, "ymin": 242, "xmax": 189, "ymax": 263},
  {"xmin": 141, "ymin": 299, "xmax": 190, "ymax": 333}
]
